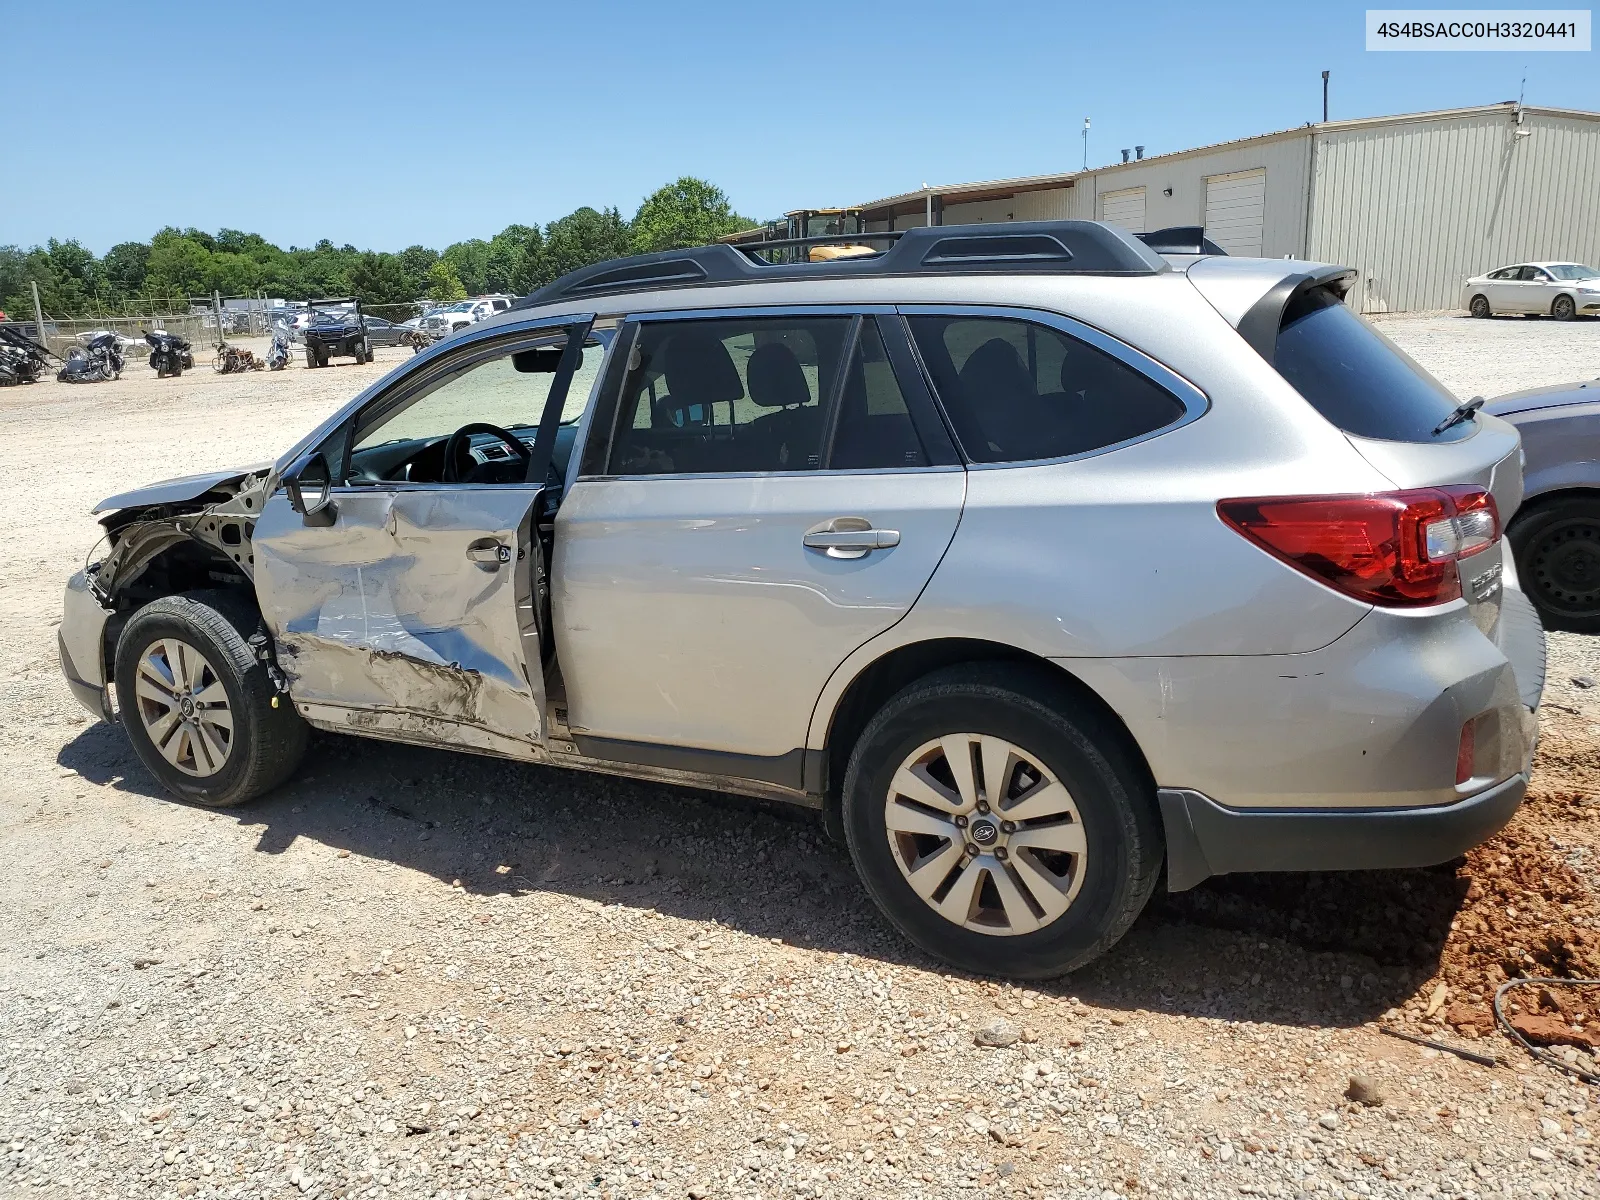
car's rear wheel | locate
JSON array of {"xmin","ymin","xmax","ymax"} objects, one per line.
[
  {"xmin": 1469, "ymin": 294, "xmax": 1491, "ymax": 318},
  {"xmin": 841, "ymin": 663, "xmax": 1162, "ymax": 979},
  {"xmin": 1510, "ymin": 496, "xmax": 1600, "ymax": 632},
  {"xmin": 1554, "ymin": 294, "xmax": 1578, "ymax": 321},
  {"xmin": 114, "ymin": 592, "xmax": 307, "ymax": 807}
]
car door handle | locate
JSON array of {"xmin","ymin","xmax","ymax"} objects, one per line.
[
  {"xmin": 803, "ymin": 518, "xmax": 900, "ymax": 559},
  {"xmin": 466, "ymin": 540, "xmax": 512, "ymax": 569}
]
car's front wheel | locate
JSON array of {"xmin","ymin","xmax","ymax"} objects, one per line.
[
  {"xmin": 1469, "ymin": 294, "xmax": 1491, "ymax": 318},
  {"xmin": 1554, "ymin": 294, "xmax": 1578, "ymax": 321},
  {"xmin": 841, "ymin": 663, "xmax": 1163, "ymax": 979},
  {"xmin": 114, "ymin": 592, "xmax": 308, "ymax": 807}
]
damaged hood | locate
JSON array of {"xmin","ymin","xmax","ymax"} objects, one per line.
[{"xmin": 92, "ymin": 464, "xmax": 271, "ymax": 515}]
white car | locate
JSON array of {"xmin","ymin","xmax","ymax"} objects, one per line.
[
  {"xmin": 420, "ymin": 295, "xmax": 515, "ymax": 339},
  {"xmin": 1462, "ymin": 261, "xmax": 1600, "ymax": 320}
]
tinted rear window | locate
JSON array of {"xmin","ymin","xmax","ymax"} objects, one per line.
[{"xmin": 1274, "ymin": 287, "xmax": 1470, "ymax": 443}]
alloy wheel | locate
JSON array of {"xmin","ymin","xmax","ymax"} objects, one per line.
[
  {"xmin": 883, "ymin": 734, "xmax": 1087, "ymax": 936},
  {"xmin": 133, "ymin": 638, "xmax": 234, "ymax": 778}
]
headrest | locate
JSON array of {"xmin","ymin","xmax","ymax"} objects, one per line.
[
  {"xmin": 960, "ymin": 337, "xmax": 1034, "ymax": 401},
  {"xmin": 664, "ymin": 331, "xmax": 744, "ymax": 405},
  {"xmin": 747, "ymin": 343, "xmax": 812, "ymax": 409}
]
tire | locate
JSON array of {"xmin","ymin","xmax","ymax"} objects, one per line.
[
  {"xmin": 171, "ymin": 363, "xmax": 182, "ymax": 378},
  {"xmin": 114, "ymin": 591, "xmax": 308, "ymax": 807},
  {"xmin": 1509, "ymin": 496, "xmax": 1600, "ymax": 633},
  {"xmin": 305, "ymin": 349, "xmax": 316, "ymax": 369},
  {"xmin": 840, "ymin": 663, "xmax": 1163, "ymax": 979},
  {"xmin": 1554, "ymin": 294, "xmax": 1578, "ymax": 321},
  {"xmin": 1469, "ymin": 294, "xmax": 1491, "ymax": 319}
]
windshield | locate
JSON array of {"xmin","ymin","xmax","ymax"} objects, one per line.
[
  {"xmin": 1274, "ymin": 287, "xmax": 1472, "ymax": 443},
  {"xmin": 1545, "ymin": 264, "xmax": 1600, "ymax": 281},
  {"xmin": 440, "ymin": 302, "xmax": 475, "ymax": 313}
]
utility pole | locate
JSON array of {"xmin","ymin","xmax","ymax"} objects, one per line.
[
  {"xmin": 30, "ymin": 280, "xmax": 47, "ymax": 351},
  {"xmin": 1082, "ymin": 117, "xmax": 1091, "ymax": 170},
  {"xmin": 1322, "ymin": 71, "xmax": 1330, "ymax": 123}
]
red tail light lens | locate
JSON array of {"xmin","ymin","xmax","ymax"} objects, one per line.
[{"xmin": 1216, "ymin": 487, "xmax": 1499, "ymax": 607}]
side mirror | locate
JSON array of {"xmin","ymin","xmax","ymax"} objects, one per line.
[{"xmin": 283, "ymin": 450, "xmax": 337, "ymax": 527}]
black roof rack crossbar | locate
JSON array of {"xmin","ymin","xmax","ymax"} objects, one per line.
[
  {"xmin": 1136, "ymin": 227, "xmax": 1228, "ymax": 256},
  {"xmin": 514, "ymin": 220, "xmax": 1167, "ymax": 309}
]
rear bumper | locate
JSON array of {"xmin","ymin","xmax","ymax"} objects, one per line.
[
  {"xmin": 1160, "ymin": 772, "xmax": 1527, "ymax": 891},
  {"xmin": 1164, "ymin": 774, "xmax": 1523, "ymax": 889}
]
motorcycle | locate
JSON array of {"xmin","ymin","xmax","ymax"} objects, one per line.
[
  {"xmin": 214, "ymin": 340, "xmax": 264, "ymax": 374},
  {"xmin": 145, "ymin": 330, "xmax": 195, "ymax": 378},
  {"xmin": 57, "ymin": 331, "xmax": 124, "ymax": 383},
  {"xmin": 0, "ymin": 324, "xmax": 59, "ymax": 385},
  {"xmin": 265, "ymin": 320, "xmax": 292, "ymax": 371}
]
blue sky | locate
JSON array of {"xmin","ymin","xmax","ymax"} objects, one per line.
[{"xmin": 3, "ymin": 0, "xmax": 1594, "ymax": 253}]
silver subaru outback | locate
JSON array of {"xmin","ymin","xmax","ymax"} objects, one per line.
[{"xmin": 59, "ymin": 222, "xmax": 1545, "ymax": 979}]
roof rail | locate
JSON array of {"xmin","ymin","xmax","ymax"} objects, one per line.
[{"xmin": 514, "ymin": 221, "xmax": 1167, "ymax": 308}]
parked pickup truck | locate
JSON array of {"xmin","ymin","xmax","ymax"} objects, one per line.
[
  {"xmin": 59, "ymin": 221, "xmax": 1544, "ymax": 979},
  {"xmin": 419, "ymin": 295, "xmax": 515, "ymax": 339}
]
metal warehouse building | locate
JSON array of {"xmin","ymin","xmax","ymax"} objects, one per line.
[{"xmin": 858, "ymin": 103, "xmax": 1600, "ymax": 313}]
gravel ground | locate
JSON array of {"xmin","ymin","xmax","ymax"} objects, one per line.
[{"xmin": 4, "ymin": 319, "xmax": 1600, "ymax": 1200}]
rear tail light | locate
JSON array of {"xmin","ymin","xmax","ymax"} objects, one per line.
[{"xmin": 1216, "ymin": 487, "xmax": 1499, "ymax": 607}]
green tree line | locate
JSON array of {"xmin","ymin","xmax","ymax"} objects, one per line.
[{"xmin": 0, "ymin": 177, "xmax": 756, "ymax": 319}]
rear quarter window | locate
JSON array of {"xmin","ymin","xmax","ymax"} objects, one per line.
[
  {"xmin": 907, "ymin": 315, "xmax": 1187, "ymax": 464},
  {"xmin": 1273, "ymin": 287, "xmax": 1471, "ymax": 443}
]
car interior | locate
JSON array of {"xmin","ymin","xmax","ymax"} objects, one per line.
[{"xmin": 343, "ymin": 342, "xmax": 598, "ymax": 487}]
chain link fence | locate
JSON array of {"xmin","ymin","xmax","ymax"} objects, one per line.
[{"xmin": 14, "ymin": 296, "xmax": 438, "ymax": 358}]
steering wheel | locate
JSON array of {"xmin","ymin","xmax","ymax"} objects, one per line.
[{"xmin": 441, "ymin": 422, "xmax": 532, "ymax": 483}]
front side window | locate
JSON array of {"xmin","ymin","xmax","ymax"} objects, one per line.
[
  {"xmin": 907, "ymin": 316, "xmax": 1186, "ymax": 464},
  {"xmin": 608, "ymin": 317, "xmax": 851, "ymax": 475},
  {"xmin": 345, "ymin": 337, "xmax": 604, "ymax": 485}
]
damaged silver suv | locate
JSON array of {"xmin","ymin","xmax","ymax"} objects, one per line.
[{"xmin": 60, "ymin": 222, "xmax": 1546, "ymax": 979}]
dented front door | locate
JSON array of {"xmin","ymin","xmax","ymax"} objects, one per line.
[
  {"xmin": 253, "ymin": 485, "xmax": 547, "ymax": 757},
  {"xmin": 251, "ymin": 316, "xmax": 593, "ymax": 758}
]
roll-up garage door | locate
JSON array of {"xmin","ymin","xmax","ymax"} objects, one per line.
[
  {"xmin": 1098, "ymin": 187, "xmax": 1146, "ymax": 233},
  {"xmin": 1204, "ymin": 169, "xmax": 1266, "ymax": 257}
]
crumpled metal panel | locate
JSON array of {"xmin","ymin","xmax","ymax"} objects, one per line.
[{"xmin": 253, "ymin": 485, "xmax": 543, "ymax": 747}]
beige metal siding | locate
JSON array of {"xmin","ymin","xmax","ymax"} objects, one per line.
[
  {"xmin": 1069, "ymin": 133, "xmax": 1312, "ymax": 255},
  {"xmin": 1013, "ymin": 188, "xmax": 1072, "ymax": 221},
  {"xmin": 1309, "ymin": 110, "xmax": 1600, "ymax": 313},
  {"xmin": 1204, "ymin": 169, "xmax": 1267, "ymax": 255}
]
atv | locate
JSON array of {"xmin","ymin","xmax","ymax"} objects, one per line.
[{"xmin": 302, "ymin": 298, "xmax": 373, "ymax": 369}]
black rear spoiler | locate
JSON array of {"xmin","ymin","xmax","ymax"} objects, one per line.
[
  {"xmin": 1136, "ymin": 226, "xmax": 1227, "ymax": 256},
  {"xmin": 1236, "ymin": 266, "xmax": 1359, "ymax": 364}
]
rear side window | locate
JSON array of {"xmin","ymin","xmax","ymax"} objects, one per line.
[
  {"xmin": 1274, "ymin": 287, "xmax": 1470, "ymax": 443},
  {"xmin": 831, "ymin": 319, "xmax": 927, "ymax": 470},
  {"xmin": 907, "ymin": 316, "xmax": 1186, "ymax": 464},
  {"xmin": 607, "ymin": 317, "xmax": 850, "ymax": 475}
]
